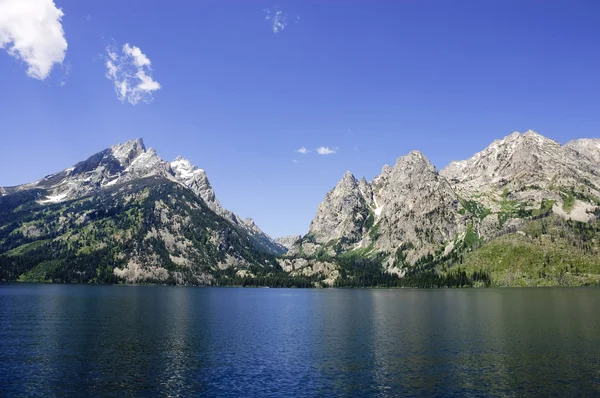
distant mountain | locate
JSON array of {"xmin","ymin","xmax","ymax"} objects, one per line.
[
  {"xmin": 0, "ymin": 139, "xmax": 287, "ymax": 285},
  {"xmin": 283, "ymin": 130, "xmax": 600, "ymax": 287},
  {"xmin": 274, "ymin": 235, "xmax": 302, "ymax": 250}
]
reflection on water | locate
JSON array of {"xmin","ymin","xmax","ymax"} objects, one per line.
[{"xmin": 1, "ymin": 285, "xmax": 600, "ymax": 396}]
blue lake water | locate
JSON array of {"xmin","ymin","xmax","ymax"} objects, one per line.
[{"xmin": 1, "ymin": 285, "xmax": 600, "ymax": 396}]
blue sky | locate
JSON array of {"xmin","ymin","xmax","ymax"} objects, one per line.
[{"xmin": 1, "ymin": 1, "xmax": 600, "ymax": 238}]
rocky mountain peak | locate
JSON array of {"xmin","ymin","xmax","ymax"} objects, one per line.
[
  {"xmin": 1, "ymin": 139, "xmax": 286, "ymax": 255},
  {"xmin": 122, "ymin": 147, "xmax": 168, "ymax": 181},
  {"xmin": 439, "ymin": 129, "xmax": 600, "ymax": 225},
  {"xmin": 170, "ymin": 157, "xmax": 215, "ymax": 206},
  {"xmin": 440, "ymin": 130, "xmax": 562, "ymax": 185},
  {"xmin": 338, "ymin": 171, "xmax": 358, "ymax": 188},
  {"xmin": 393, "ymin": 150, "xmax": 436, "ymax": 175},
  {"xmin": 307, "ymin": 171, "xmax": 369, "ymax": 245},
  {"xmin": 110, "ymin": 138, "xmax": 146, "ymax": 168}
]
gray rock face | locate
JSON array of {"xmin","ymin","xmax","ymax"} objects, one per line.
[
  {"xmin": 440, "ymin": 130, "xmax": 600, "ymax": 219},
  {"xmin": 371, "ymin": 151, "xmax": 464, "ymax": 263},
  {"xmin": 441, "ymin": 131, "xmax": 566, "ymax": 197},
  {"xmin": 274, "ymin": 235, "xmax": 302, "ymax": 250},
  {"xmin": 2, "ymin": 139, "xmax": 284, "ymax": 255},
  {"xmin": 307, "ymin": 171, "xmax": 370, "ymax": 246},
  {"xmin": 170, "ymin": 156, "xmax": 216, "ymax": 205},
  {"xmin": 291, "ymin": 150, "xmax": 466, "ymax": 272},
  {"xmin": 565, "ymin": 138, "xmax": 600, "ymax": 164},
  {"xmin": 168, "ymin": 156, "xmax": 284, "ymax": 254},
  {"xmin": 291, "ymin": 130, "xmax": 600, "ymax": 280}
]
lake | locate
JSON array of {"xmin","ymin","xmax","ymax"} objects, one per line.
[{"xmin": 1, "ymin": 285, "xmax": 600, "ymax": 396}]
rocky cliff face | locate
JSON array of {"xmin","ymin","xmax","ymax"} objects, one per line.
[
  {"xmin": 564, "ymin": 138, "xmax": 600, "ymax": 166},
  {"xmin": 274, "ymin": 235, "xmax": 302, "ymax": 250},
  {"xmin": 168, "ymin": 156, "xmax": 285, "ymax": 255},
  {"xmin": 441, "ymin": 130, "xmax": 600, "ymax": 223},
  {"xmin": 370, "ymin": 151, "xmax": 464, "ymax": 265},
  {"xmin": 287, "ymin": 130, "xmax": 600, "ymax": 285},
  {"xmin": 307, "ymin": 171, "xmax": 371, "ymax": 247},
  {"xmin": 286, "ymin": 150, "xmax": 467, "ymax": 279}
]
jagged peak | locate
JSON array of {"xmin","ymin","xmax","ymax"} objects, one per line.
[
  {"xmin": 445, "ymin": 130, "xmax": 558, "ymax": 170},
  {"xmin": 395, "ymin": 150, "xmax": 435, "ymax": 170},
  {"xmin": 110, "ymin": 138, "xmax": 146, "ymax": 167},
  {"xmin": 171, "ymin": 156, "xmax": 192, "ymax": 167},
  {"xmin": 128, "ymin": 147, "xmax": 160, "ymax": 166},
  {"xmin": 335, "ymin": 171, "xmax": 358, "ymax": 189},
  {"xmin": 521, "ymin": 129, "xmax": 559, "ymax": 146},
  {"xmin": 110, "ymin": 138, "xmax": 145, "ymax": 153},
  {"xmin": 342, "ymin": 170, "xmax": 356, "ymax": 180},
  {"xmin": 500, "ymin": 129, "xmax": 557, "ymax": 145}
]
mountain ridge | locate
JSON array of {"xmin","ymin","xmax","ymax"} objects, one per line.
[
  {"xmin": 2, "ymin": 130, "xmax": 600, "ymax": 287},
  {"xmin": 0, "ymin": 138, "xmax": 285, "ymax": 256},
  {"xmin": 283, "ymin": 130, "xmax": 600, "ymax": 286}
]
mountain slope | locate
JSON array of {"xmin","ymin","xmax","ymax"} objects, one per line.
[
  {"xmin": 285, "ymin": 130, "xmax": 600, "ymax": 287},
  {"xmin": 440, "ymin": 130, "xmax": 600, "ymax": 224},
  {"xmin": 1, "ymin": 139, "xmax": 284, "ymax": 256},
  {"xmin": 0, "ymin": 176, "xmax": 278, "ymax": 284},
  {"xmin": 285, "ymin": 150, "xmax": 469, "ymax": 282},
  {"xmin": 3, "ymin": 131, "xmax": 600, "ymax": 287},
  {"xmin": 0, "ymin": 139, "xmax": 289, "ymax": 284}
]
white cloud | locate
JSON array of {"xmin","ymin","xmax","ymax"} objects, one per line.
[
  {"xmin": 292, "ymin": 159, "xmax": 299, "ymax": 164},
  {"xmin": 296, "ymin": 147, "xmax": 309, "ymax": 154},
  {"xmin": 0, "ymin": 0, "xmax": 67, "ymax": 80},
  {"xmin": 264, "ymin": 7, "xmax": 288, "ymax": 34},
  {"xmin": 104, "ymin": 43, "xmax": 161, "ymax": 105},
  {"xmin": 317, "ymin": 147, "xmax": 336, "ymax": 155}
]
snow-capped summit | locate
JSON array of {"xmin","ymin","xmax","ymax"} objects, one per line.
[
  {"xmin": 1, "ymin": 139, "xmax": 285, "ymax": 255},
  {"xmin": 171, "ymin": 156, "xmax": 204, "ymax": 178},
  {"xmin": 170, "ymin": 156, "xmax": 217, "ymax": 209}
]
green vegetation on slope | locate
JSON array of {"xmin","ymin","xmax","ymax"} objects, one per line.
[
  {"xmin": 459, "ymin": 216, "xmax": 600, "ymax": 286},
  {"xmin": 459, "ymin": 199, "xmax": 491, "ymax": 220},
  {"xmin": 497, "ymin": 189, "xmax": 531, "ymax": 226},
  {"xmin": 0, "ymin": 177, "xmax": 278, "ymax": 284}
]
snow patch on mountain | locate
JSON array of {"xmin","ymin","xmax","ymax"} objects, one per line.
[
  {"xmin": 39, "ymin": 192, "xmax": 68, "ymax": 204},
  {"xmin": 2, "ymin": 138, "xmax": 284, "ymax": 255}
]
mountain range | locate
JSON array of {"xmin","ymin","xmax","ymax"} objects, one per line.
[{"xmin": 2, "ymin": 131, "xmax": 600, "ymax": 287}]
